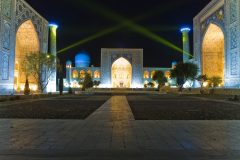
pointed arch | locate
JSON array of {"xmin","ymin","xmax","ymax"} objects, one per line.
[
  {"xmin": 111, "ymin": 57, "xmax": 132, "ymax": 88},
  {"xmin": 202, "ymin": 23, "xmax": 225, "ymax": 85},
  {"xmin": 143, "ymin": 71, "xmax": 149, "ymax": 79},
  {"xmin": 14, "ymin": 20, "xmax": 40, "ymax": 91}
]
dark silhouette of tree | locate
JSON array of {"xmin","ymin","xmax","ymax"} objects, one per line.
[
  {"xmin": 170, "ymin": 62, "xmax": 198, "ymax": 91},
  {"xmin": 152, "ymin": 70, "xmax": 167, "ymax": 91}
]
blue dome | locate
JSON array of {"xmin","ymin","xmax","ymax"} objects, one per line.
[{"xmin": 75, "ymin": 51, "xmax": 91, "ymax": 67}]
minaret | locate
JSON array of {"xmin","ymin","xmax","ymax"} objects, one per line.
[
  {"xmin": 180, "ymin": 27, "xmax": 191, "ymax": 63},
  {"xmin": 47, "ymin": 23, "xmax": 58, "ymax": 92}
]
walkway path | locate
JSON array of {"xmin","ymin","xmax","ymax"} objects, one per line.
[{"xmin": 0, "ymin": 96, "xmax": 240, "ymax": 159}]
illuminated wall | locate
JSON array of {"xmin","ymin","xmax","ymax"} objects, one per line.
[
  {"xmin": 15, "ymin": 20, "xmax": 40, "ymax": 91},
  {"xmin": 100, "ymin": 48, "xmax": 143, "ymax": 88},
  {"xmin": 143, "ymin": 68, "xmax": 173, "ymax": 88},
  {"xmin": 65, "ymin": 66, "xmax": 101, "ymax": 88},
  {"xmin": 194, "ymin": 0, "xmax": 240, "ymax": 87},
  {"xmin": 0, "ymin": 0, "xmax": 49, "ymax": 95},
  {"xmin": 202, "ymin": 23, "xmax": 224, "ymax": 84},
  {"xmin": 64, "ymin": 49, "xmax": 172, "ymax": 89},
  {"xmin": 111, "ymin": 57, "xmax": 132, "ymax": 88}
]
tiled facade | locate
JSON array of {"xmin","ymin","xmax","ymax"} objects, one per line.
[{"xmin": 65, "ymin": 48, "xmax": 173, "ymax": 89}]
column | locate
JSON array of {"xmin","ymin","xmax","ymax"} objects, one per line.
[
  {"xmin": 47, "ymin": 23, "xmax": 58, "ymax": 92},
  {"xmin": 181, "ymin": 27, "xmax": 191, "ymax": 63}
]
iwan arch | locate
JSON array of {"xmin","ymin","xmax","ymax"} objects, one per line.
[
  {"xmin": 0, "ymin": 0, "xmax": 56, "ymax": 95},
  {"xmin": 194, "ymin": 0, "xmax": 240, "ymax": 87}
]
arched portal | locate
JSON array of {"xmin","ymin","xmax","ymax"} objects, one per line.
[
  {"xmin": 94, "ymin": 70, "xmax": 100, "ymax": 78},
  {"xmin": 14, "ymin": 20, "xmax": 40, "ymax": 91},
  {"xmin": 143, "ymin": 71, "xmax": 149, "ymax": 78},
  {"xmin": 111, "ymin": 57, "xmax": 132, "ymax": 88},
  {"xmin": 202, "ymin": 23, "xmax": 225, "ymax": 85}
]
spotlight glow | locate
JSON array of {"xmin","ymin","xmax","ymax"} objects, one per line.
[
  {"xmin": 58, "ymin": 0, "xmax": 190, "ymax": 54},
  {"xmin": 78, "ymin": 0, "xmax": 193, "ymax": 57},
  {"xmin": 49, "ymin": 23, "xmax": 59, "ymax": 29},
  {"xmin": 180, "ymin": 27, "xmax": 191, "ymax": 32},
  {"xmin": 58, "ymin": 25, "xmax": 121, "ymax": 54}
]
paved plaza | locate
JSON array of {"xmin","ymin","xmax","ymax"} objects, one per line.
[{"xmin": 0, "ymin": 95, "xmax": 240, "ymax": 159}]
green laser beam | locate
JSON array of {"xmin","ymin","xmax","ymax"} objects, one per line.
[
  {"xmin": 58, "ymin": 25, "xmax": 122, "ymax": 54},
  {"xmin": 58, "ymin": 0, "xmax": 192, "ymax": 56},
  {"xmin": 77, "ymin": 0, "xmax": 192, "ymax": 57}
]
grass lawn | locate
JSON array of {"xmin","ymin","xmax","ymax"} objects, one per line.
[
  {"xmin": 127, "ymin": 95, "xmax": 240, "ymax": 120},
  {"xmin": 0, "ymin": 95, "xmax": 110, "ymax": 119}
]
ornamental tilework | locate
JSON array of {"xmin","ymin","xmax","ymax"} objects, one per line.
[
  {"xmin": 2, "ymin": 21, "xmax": 11, "ymax": 50},
  {"xmin": 230, "ymin": 52, "xmax": 238, "ymax": 75},
  {"xmin": 0, "ymin": 0, "xmax": 49, "ymax": 95},
  {"xmin": 230, "ymin": 0, "xmax": 237, "ymax": 23},
  {"xmin": 2, "ymin": 54, "xmax": 9, "ymax": 80},
  {"xmin": 15, "ymin": 0, "xmax": 45, "ymax": 39},
  {"xmin": 194, "ymin": 0, "xmax": 240, "ymax": 88},
  {"xmin": 230, "ymin": 26, "xmax": 238, "ymax": 49},
  {"xmin": 2, "ymin": 0, "xmax": 12, "ymax": 18},
  {"xmin": 201, "ymin": 8, "xmax": 225, "ymax": 34}
]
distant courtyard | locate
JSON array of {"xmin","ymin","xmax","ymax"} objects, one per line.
[{"xmin": 0, "ymin": 94, "xmax": 239, "ymax": 120}]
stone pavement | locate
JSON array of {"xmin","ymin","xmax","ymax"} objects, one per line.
[{"xmin": 0, "ymin": 96, "xmax": 240, "ymax": 159}]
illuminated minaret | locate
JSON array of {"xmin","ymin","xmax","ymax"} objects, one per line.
[
  {"xmin": 47, "ymin": 23, "xmax": 58, "ymax": 92},
  {"xmin": 180, "ymin": 27, "xmax": 191, "ymax": 63}
]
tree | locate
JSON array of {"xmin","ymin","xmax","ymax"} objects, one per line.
[
  {"xmin": 170, "ymin": 62, "xmax": 198, "ymax": 91},
  {"xmin": 209, "ymin": 76, "xmax": 222, "ymax": 88},
  {"xmin": 68, "ymin": 87, "xmax": 73, "ymax": 94},
  {"xmin": 196, "ymin": 74, "xmax": 208, "ymax": 88},
  {"xmin": 148, "ymin": 82, "xmax": 155, "ymax": 88},
  {"xmin": 82, "ymin": 73, "xmax": 93, "ymax": 91},
  {"xmin": 58, "ymin": 64, "xmax": 64, "ymax": 95},
  {"xmin": 208, "ymin": 76, "xmax": 222, "ymax": 94},
  {"xmin": 24, "ymin": 78, "xmax": 30, "ymax": 95},
  {"xmin": 152, "ymin": 71, "xmax": 167, "ymax": 91},
  {"xmin": 23, "ymin": 52, "xmax": 57, "ymax": 93},
  {"xmin": 93, "ymin": 80, "xmax": 101, "ymax": 88}
]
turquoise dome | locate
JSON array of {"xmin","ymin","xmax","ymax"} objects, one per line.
[{"xmin": 75, "ymin": 51, "xmax": 90, "ymax": 67}]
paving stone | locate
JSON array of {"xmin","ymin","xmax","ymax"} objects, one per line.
[{"xmin": 0, "ymin": 96, "xmax": 240, "ymax": 159}]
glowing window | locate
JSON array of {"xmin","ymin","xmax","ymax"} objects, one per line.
[
  {"xmin": 80, "ymin": 70, "xmax": 86, "ymax": 79},
  {"xmin": 87, "ymin": 70, "xmax": 93, "ymax": 77},
  {"xmin": 94, "ymin": 70, "xmax": 101, "ymax": 78},
  {"xmin": 151, "ymin": 71, "xmax": 155, "ymax": 78},
  {"xmin": 143, "ymin": 71, "xmax": 149, "ymax": 78},
  {"xmin": 165, "ymin": 71, "xmax": 171, "ymax": 79},
  {"xmin": 72, "ymin": 70, "xmax": 78, "ymax": 78}
]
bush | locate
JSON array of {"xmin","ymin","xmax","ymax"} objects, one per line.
[
  {"xmin": 68, "ymin": 87, "xmax": 73, "ymax": 94},
  {"xmin": 82, "ymin": 73, "xmax": 93, "ymax": 90},
  {"xmin": 9, "ymin": 96, "xmax": 21, "ymax": 101},
  {"xmin": 24, "ymin": 79, "xmax": 31, "ymax": 95},
  {"xmin": 0, "ymin": 98, "xmax": 8, "ymax": 102},
  {"xmin": 152, "ymin": 71, "xmax": 167, "ymax": 91},
  {"xmin": 170, "ymin": 62, "xmax": 198, "ymax": 92}
]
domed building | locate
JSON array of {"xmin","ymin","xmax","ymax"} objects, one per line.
[
  {"xmin": 0, "ymin": 0, "xmax": 55, "ymax": 95},
  {"xmin": 64, "ymin": 48, "xmax": 175, "ymax": 89},
  {"xmin": 75, "ymin": 51, "xmax": 91, "ymax": 68},
  {"xmin": 194, "ymin": 0, "xmax": 240, "ymax": 87}
]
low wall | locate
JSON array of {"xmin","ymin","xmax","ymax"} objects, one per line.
[{"xmin": 168, "ymin": 88, "xmax": 240, "ymax": 95}]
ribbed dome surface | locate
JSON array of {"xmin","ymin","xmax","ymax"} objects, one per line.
[{"xmin": 75, "ymin": 51, "xmax": 90, "ymax": 67}]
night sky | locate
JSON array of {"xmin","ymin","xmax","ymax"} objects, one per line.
[{"xmin": 26, "ymin": 0, "xmax": 210, "ymax": 68}]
